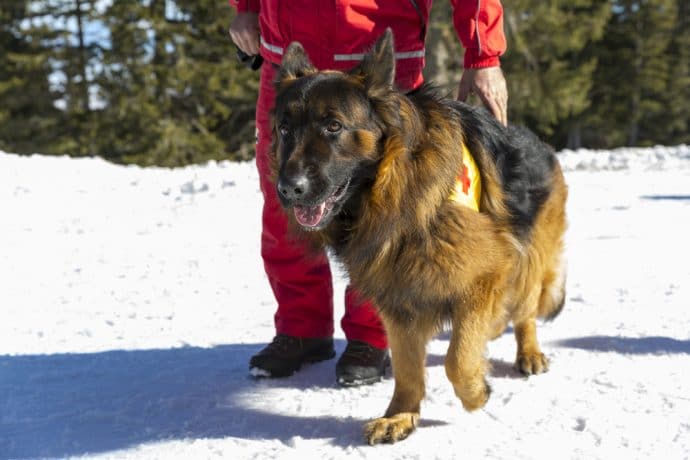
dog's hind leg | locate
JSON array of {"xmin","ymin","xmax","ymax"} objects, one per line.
[
  {"xmin": 514, "ymin": 195, "xmax": 566, "ymax": 375},
  {"xmin": 364, "ymin": 316, "xmax": 430, "ymax": 445},
  {"xmin": 513, "ymin": 258, "xmax": 565, "ymax": 375},
  {"xmin": 511, "ymin": 282, "xmax": 551, "ymax": 375},
  {"xmin": 514, "ymin": 316, "xmax": 549, "ymax": 375}
]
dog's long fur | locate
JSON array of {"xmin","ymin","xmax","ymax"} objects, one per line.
[{"xmin": 271, "ymin": 30, "xmax": 568, "ymax": 445}]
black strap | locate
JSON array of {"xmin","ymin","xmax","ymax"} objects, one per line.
[{"xmin": 407, "ymin": 0, "xmax": 427, "ymax": 42}]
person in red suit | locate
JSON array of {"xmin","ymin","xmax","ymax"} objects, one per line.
[{"xmin": 229, "ymin": 0, "xmax": 508, "ymax": 386}]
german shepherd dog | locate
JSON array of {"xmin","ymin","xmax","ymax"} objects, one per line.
[{"xmin": 272, "ymin": 30, "xmax": 568, "ymax": 445}]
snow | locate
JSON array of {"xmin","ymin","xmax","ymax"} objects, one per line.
[{"xmin": 1, "ymin": 145, "xmax": 689, "ymax": 460}]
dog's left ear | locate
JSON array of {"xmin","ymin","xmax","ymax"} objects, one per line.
[
  {"xmin": 277, "ymin": 42, "xmax": 317, "ymax": 89},
  {"xmin": 350, "ymin": 28, "xmax": 395, "ymax": 96}
]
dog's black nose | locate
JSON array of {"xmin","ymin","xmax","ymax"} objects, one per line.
[{"xmin": 277, "ymin": 174, "xmax": 310, "ymax": 201}]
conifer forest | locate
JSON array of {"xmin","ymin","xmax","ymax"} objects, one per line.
[{"xmin": 1, "ymin": 1, "xmax": 688, "ymax": 166}]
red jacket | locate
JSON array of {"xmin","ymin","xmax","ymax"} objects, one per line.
[{"xmin": 230, "ymin": 0, "xmax": 505, "ymax": 90}]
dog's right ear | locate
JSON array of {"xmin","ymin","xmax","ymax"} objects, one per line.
[
  {"xmin": 277, "ymin": 42, "xmax": 317, "ymax": 88},
  {"xmin": 349, "ymin": 29, "xmax": 395, "ymax": 98}
]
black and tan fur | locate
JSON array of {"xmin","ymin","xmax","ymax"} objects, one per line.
[{"xmin": 271, "ymin": 30, "xmax": 568, "ymax": 445}]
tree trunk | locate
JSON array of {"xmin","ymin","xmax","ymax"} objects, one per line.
[
  {"xmin": 75, "ymin": 0, "xmax": 89, "ymax": 113},
  {"xmin": 567, "ymin": 121, "xmax": 582, "ymax": 149}
]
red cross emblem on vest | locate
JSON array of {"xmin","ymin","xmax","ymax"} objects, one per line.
[{"xmin": 459, "ymin": 164, "xmax": 471, "ymax": 194}]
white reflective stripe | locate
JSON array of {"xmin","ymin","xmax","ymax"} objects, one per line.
[
  {"xmin": 395, "ymin": 50, "xmax": 426, "ymax": 59},
  {"xmin": 260, "ymin": 39, "xmax": 424, "ymax": 61},
  {"xmin": 260, "ymin": 37, "xmax": 284, "ymax": 55},
  {"xmin": 333, "ymin": 49, "xmax": 425, "ymax": 61}
]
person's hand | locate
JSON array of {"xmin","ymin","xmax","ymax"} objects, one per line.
[
  {"xmin": 229, "ymin": 12, "xmax": 260, "ymax": 56},
  {"xmin": 457, "ymin": 67, "xmax": 508, "ymax": 127}
]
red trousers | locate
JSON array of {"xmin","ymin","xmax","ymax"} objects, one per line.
[{"xmin": 255, "ymin": 64, "xmax": 388, "ymax": 349}]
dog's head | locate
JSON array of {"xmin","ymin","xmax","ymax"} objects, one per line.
[{"xmin": 272, "ymin": 29, "xmax": 398, "ymax": 231}]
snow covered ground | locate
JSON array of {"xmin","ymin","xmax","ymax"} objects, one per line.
[{"xmin": 1, "ymin": 145, "xmax": 689, "ymax": 459}]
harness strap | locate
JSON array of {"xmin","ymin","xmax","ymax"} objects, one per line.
[{"xmin": 407, "ymin": 0, "xmax": 427, "ymax": 42}]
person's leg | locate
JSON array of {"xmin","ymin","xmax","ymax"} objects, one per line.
[
  {"xmin": 250, "ymin": 64, "xmax": 335, "ymax": 377},
  {"xmin": 341, "ymin": 287, "xmax": 387, "ymax": 349},
  {"xmin": 257, "ymin": 139, "xmax": 335, "ymax": 338},
  {"xmin": 336, "ymin": 286, "xmax": 390, "ymax": 386}
]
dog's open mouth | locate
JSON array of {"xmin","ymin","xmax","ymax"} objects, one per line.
[{"xmin": 294, "ymin": 179, "xmax": 350, "ymax": 228}]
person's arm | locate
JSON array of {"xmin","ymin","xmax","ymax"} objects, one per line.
[
  {"xmin": 451, "ymin": 0, "xmax": 508, "ymax": 126},
  {"xmin": 229, "ymin": 0, "xmax": 260, "ymax": 14},
  {"xmin": 228, "ymin": 0, "xmax": 260, "ymax": 56},
  {"xmin": 451, "ymin": 0, "xmax": 506, "ymax": 68}
]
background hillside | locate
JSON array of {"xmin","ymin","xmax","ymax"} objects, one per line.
[{"xmin": 1, "ymin": 0, "xmax": 688, "ymax": 166}]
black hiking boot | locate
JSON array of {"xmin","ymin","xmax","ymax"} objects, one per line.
[
  {"xmin": 249, "ymin": 334, "xmax": 336, "ymax": 378},
  {"xmin": 335, "ymin": 340, "xmax": 390, "ymax": 387}
]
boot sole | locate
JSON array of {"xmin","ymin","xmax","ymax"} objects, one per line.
[
  {"xmin": 336, "ymin": 375, "xmax": 383, "ymax": 387},
  {"xmin": 336, "ymin": 358, "xmax": 391, "ymax": 387}
]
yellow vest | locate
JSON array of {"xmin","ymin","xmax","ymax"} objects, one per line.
[{"xmin": 448, "ymin": 142, "xmax": 481, "ymax": 211}]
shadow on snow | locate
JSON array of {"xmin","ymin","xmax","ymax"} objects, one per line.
[
  {"xmin": 9, "ymin": 335, "xmax": 680, "ymax": 457},
  {"xmin": 640, "ymin": 194, "xmax": 690, "ymax": 201},
  {"xmin": 0, "ymin": 342, "xmax": 371, "ymax": 459},
  {"xmin": 553, "ymin": 335, "xmax": 690, "ymax": 355}
]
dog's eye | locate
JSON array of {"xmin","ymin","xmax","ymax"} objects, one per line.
[
  {"xmin": 279, "ymin": 123, "xmax": 290, "ymax": 137},
  {"xmin": 326, "ymin": 120, "xmax": 342, "ymax": 133}
]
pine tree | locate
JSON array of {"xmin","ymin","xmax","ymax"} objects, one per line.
[
  {"xmin": 0, "ymin": 1, "xmax": 61, "ymax": 154},
  {"xmin": 96, "ymin": 0, "xmax": 258, "ymax": 166},
  {"xmin": 25, "ymin": 0, "xmax": 102, "ymax": 155},
  {"xmin": 146, "ymin": 0, "xmax": 258, "ymax": 165},
  {"xmin": 590, "ymin": 0, "xmax": 677, "ymax": 147},
  {"xmin": 426, "ymin": 1, "xmax": 610, "ymax": 149},
  {"xmin": 94, "ymin": 0, "xmax": 166, "ymax": 162},
  {"xmin": 501, "ymin": 0, "xmax": 610, "ymax": 145},
  {"xmin": 661, "ymin": 0, "xmax": 690, "ymax": 144}
]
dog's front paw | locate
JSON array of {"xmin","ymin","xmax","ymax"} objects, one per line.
[
  {"xmin": 456, "ymin": 377, "xmax": 492, "ymax": 411},
  {"xmin": 516, "ymin": 351, "xmax": 549, "ymax": 375},
  {"xmin": 364, "ymin": 412, "xmax": 419, "ymax": 445}
]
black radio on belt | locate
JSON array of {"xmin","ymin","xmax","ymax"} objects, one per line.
[{"xmin": 236, "ymin": 48, "xmax": 264, "ymax": 71}]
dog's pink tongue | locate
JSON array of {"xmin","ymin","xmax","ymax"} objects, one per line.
[{"xmin": 294, "ymin": 203, "xmax": 326, "ymax": 227}]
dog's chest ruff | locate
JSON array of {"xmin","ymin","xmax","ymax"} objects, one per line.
[{"xmin": 449, "ymin": 142, "xmax": 481, "ymax": 211}]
